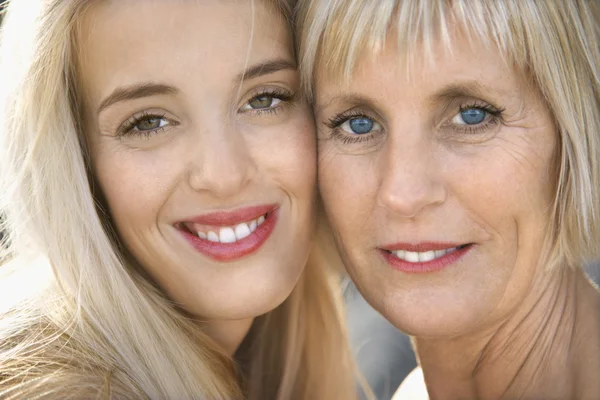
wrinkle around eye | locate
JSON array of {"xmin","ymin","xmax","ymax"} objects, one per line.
[{"xmin": 97, "ymin": 105, "xmax": 180, "ymax": 137}]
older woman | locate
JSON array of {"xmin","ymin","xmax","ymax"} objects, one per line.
[
  {"xmin": 0, "ymin": 0, "xmax": 358, "ymax": 399},
  {"xmin": 297, "ymin": 0, "xmax": 600, "ymax": 398}
]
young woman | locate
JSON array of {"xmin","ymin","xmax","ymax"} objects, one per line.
[
  {"xmin": 297, "ymin": 0, "xmax": 600, "ymax": 398},
  {"xmin": 0, "ymin": 1, "xmax": 357, "ymax": 398}
]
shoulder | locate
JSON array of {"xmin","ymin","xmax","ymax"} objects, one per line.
[{"xmin": 392, "ymin": 367, "xmax": 429, "ymax": 400}]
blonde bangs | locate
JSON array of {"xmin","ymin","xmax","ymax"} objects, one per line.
[{"xmin": 298, "ymin": 0, "xmax": 538, "ymax": 97}]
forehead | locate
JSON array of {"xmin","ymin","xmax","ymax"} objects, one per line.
[
  {"xmin": 76, "ymin": 0, "xmax": 292, "ymax": 106},
  {"xmin": 314, "ymin": 28, "xmax": 525, "ymax": 105}
]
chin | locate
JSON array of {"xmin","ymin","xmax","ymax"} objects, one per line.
[
  {"xmin": 360, "ymin": 282, "xmax": 490, "ymax": 339},
  {"xmin": 386, "ymin": 309, "xmax": 478, "ymax": 338},
  {"xmin": 188, "ymin": 261, "xmax": 304, "ymax": 320},
  {"xmin": 200, "ymin": 287, "xmax": 296, "ymax": 321}
]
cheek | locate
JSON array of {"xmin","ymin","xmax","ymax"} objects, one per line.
[
  {"xmin": 318, "ymin": 144, "xmax": 378, "ymax": 239},
  {"xmin": 449, "ymin": 134, "xmax": 556, "ymax": 245},
  {"xmin": 91, "ymin": 144, "xmax": 179, "ymax": 230},
  {"xmin": 260, "ymin": 113, "xmax": 317, "ymax": 195}
]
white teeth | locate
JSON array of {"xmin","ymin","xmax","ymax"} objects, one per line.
[
  {"xmin": 219, "ymin": 227, "xmax": 237, "ymax": 243},
  {"xmin": 434, "ymin": 249, "xmax": 446, "ymax": 258},
  {"xmin": 405, "ymin": 251, "xmax": 420, "ymax": 262},
  {"xmin": 207, "ymin": 231, "xmax": 219, "ymax": 242},
  {"xmin": 249, "ymin": 220, "xmax": 258, "ymax": 232},
  {"xmin": 189, "ymin": 212, "xmax": 268, "ymax": 243},
  {"xmin": 418, "ymin": 251, "xmax": 436, "ymax": 262},
  {"xmin": 392, "ymin": 247, "xmax": 460, "ymax": 263},
  {"xmin": 234, "ymin": 223, "xmax": 251, "ymax": 240}
]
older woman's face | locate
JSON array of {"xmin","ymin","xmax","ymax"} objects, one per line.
[
  {"xmin": 79, "ymin": 1, "xmax": 316, "ymax": 321},
  {"xmin": 314, "ymin": 32, "xmax": 558, "ymax": 336}
]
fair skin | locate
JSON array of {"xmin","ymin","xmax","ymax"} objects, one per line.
[
  {"xmin": 314, "ymin": 28, "xmax": 600, "ymax": 399},
  {"xmin": 78, "ymin": 0, "xmax": 316, "ymax": 355}
]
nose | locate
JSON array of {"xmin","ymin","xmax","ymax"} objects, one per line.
[
  {"xmin": 188, "ymin": 124, "xmax": 256, "ymax": 198},
  {"xmin": 377, "ymin": 133, "xmax": 446, "ymax": 218}
]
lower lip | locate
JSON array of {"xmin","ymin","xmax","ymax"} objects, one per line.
[
  {"xmin": 380, "ymin": 245, "xmax": 472, "ymax": 273},
  {"xmin": 179, "ymin": 209, "xmax": 278, "ymax": 262}
]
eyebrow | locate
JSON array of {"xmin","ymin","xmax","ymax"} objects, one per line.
[
  {"xmin": 315, "ymin": 94, "xmax": 381, "ymax": 115},
  {"xmin": 98, "ymin": 83, "xmax": 178, "ymax": 114},
  {"xmin": 432, "ymin": 81, "xmax": 504, "ymax": 104},
  {"xmin": 235, "ymin": 58, "xmax": 296, "ymax": 83},
  {"xmin": 97, "ymin": 59, "xmax": 296, "ymax": 114},
  {"xmin": 316, "ymin": 81, "xmax": 506, "ymax": 114}
]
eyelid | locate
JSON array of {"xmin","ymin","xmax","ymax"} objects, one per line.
[
  {"xmin": 339, "ymin": 117, "xmax": 383, "ymax": 136},
  {"xmin": 444, "ymin": 98, "xmax": 504, "ymax": 118},
  {"xmin": 324, "ymin": 107, "xmax": 383, "ymax": 130},
  {"xmin": 239, "ymin": 86, "xmax": 295, "ymax": 113},
  {"xmin": 321, "ymin": 108, "xmax": 386, "ymax": 150},
  {"xmin": 438, "ymin": 101, "xmax": 505, "ymax": 137},
  {"xmin": 117, "ymin": 110, "xmax": 176, "ymax": 137},
  {"xmin": 436, "ymin": 98, "xmax": 504, "ymax": 128},
  {"xmin": 458, "ymin": 101, "xmax": 504, "ymax": 115}
]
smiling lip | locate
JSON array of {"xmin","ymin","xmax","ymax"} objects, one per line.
[
  {"xmin": 380, "ymin": 242, "xmax": 472, "ymax": 273},
  {"xmin": 184, "ymin": 204, "xmax": 276, "ymax": 226},
  {"xmin": 177, "ymin": 204, "xmax": 278, "ymax": 262}
]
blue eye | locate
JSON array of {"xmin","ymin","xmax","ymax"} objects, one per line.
[
  {"xmin": 341, "ymin": 117, "xmax": 381, "ymax": 135},
  {"xmin": 456, "ymin": 108, "xmax": 487, "ymax": 125}
]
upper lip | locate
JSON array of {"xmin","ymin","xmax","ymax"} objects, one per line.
[
  {"xmin": 179, "ymin": 204, "xmax": 277, "ymax": 226},
  {"xmin": 381, "ymin": 242, "xmax": 468, "ymax": 252}
]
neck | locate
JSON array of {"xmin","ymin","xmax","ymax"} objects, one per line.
[
  {"xmin": 203, "ymin": 317, "xmax": 255, "ymax": 356},
  {"xmin": 414, "ymin": 267, "xmax": 600, "ymax": 400}
]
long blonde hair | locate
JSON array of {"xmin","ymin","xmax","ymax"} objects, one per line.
[
  {"xmin": 296, "ymin": 0, "xmax": 600, "ymax": 271},
  {"xmin": 0, "ymin": 0, "xmax": 357, "ymax": 398}
]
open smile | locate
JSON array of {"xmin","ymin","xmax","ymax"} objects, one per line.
[
  {"xmin": 379, "ymin": 242, "xmax": 473, "ymax": 273},
  {"xmin": 177, "ymin": 204, "xmax": 279, "ymax": 262}
]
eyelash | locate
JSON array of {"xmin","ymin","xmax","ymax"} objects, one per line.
[
  {"xmin": 324, "ymin": 101, "xmax": 506, "ymax": 144},
  {"xmin": 116, "ymin": 88, "xmax": 294, "ymax": 138},
  {"xmin": 243, "ymin": 88, "xmax": 295, "ymax": 116},
  {"xmin": 117, "ymin": 111, "xmax": 169, "ymax": 138},
  {"xmin": 324, "ymin": 110, "xmax": 379, "ymax": 145},
  {"xmin": 451, "ymin": 102, "xmax": 505, "ymax": 134}
]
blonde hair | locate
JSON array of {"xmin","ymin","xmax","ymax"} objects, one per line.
[
  {"xmin": 0, "ymin": 0, "xmax": 357, "ymax": 398},
  {"xmin": 296, "ymin": 0, "xmax": 600, "ymax": 271}
]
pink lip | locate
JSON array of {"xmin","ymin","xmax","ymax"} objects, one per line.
[
  {"xmin": 379, "ymin": 242, "xmax": 472, "ymax": 273},
  {"xmin": 381, "ymin": 242, "xmax": 465, "ymax": 252},
  {"xmin": 183, "ymin": 204, "xmax": 276, "ymax": 226},
  {"xmin": 177, "ymin": 205, "xmax": 279, "ymax": 262}
]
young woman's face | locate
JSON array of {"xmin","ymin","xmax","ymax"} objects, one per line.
[
  {"xmin": 79, "ymin": 0, "xmax": 316, "ymax": 322},
  {"xmin": 313, "ymin": 30, "xmax": 558, "ymax": 337}
]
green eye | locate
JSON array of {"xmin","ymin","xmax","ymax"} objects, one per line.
[
  {"xmin": 136, "ymin": 117, "xmax": 167, "ymax": 131},
  {"xmin": 247, "ymin": 95, "xmax": 282, "ymax": 110},
  {"xmin": 118, "ymin": 113, "xmax": 172, "ymax": 137}
]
